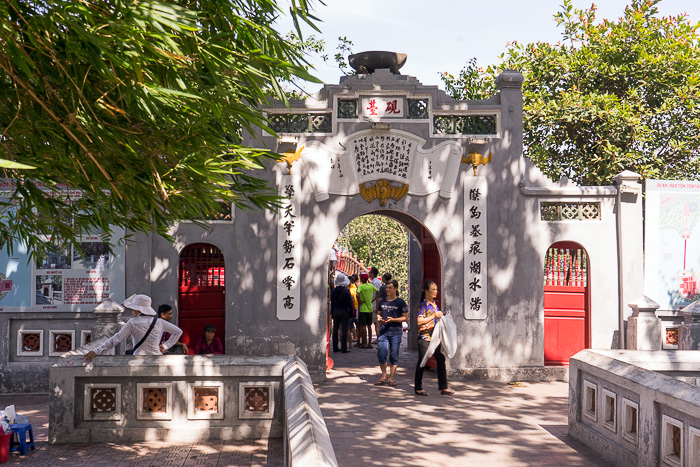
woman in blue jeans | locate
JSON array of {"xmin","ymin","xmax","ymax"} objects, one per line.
[{"xmin": 374, "ymin": 279, "xmax": 408, "ymax": 386}]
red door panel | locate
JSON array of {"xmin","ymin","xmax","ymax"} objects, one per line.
[
  {"xmin": 544, "ymin": 243, "xmax": 589, "ymax": 366},
  {"xmin": 422, "ymin": 227, "xmax": 441, "ymax": 310},
  {"xmin": 178, "ymin": 244, "xmax": 225, "ymax": 354},
  {"xmin": 544, "ymin": 289, "xmax": 586, "ymax": 309}
]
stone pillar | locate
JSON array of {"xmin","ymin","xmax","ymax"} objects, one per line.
[
  {"xmin": 626, "ymin": 296, "xmax": 662, "ymax": 350},
  {"xmin": 679, "ymin": 301, "xmax": 700, "ymax": 350},
  {"xmin": 91, "ymin": 299, "xmax": 125, "ymax": 352},
  {"xmin": 494, "ymin": 70, "xmax": 524, "ymax": 168},
  {"xmin": 408, "ymin": 233, "xmax": 422, "ymax": 352},
  {"xmin": 613, "ymin": 170, "xmax": 644, "ymax": 349}
]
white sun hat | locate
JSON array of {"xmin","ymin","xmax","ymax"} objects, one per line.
[
  {"xmin": 123, "ymin": 294, "xmax": 156, "ymax": 316},
  {"xmin": 334, "ymin": 272, "xmax": 350, "ymax": 287}
]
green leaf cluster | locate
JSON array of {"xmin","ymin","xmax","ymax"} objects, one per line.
[
  {"xmin": 336, "ymin": 215, "xmax": 409, "ymax": 297},
  {"xmin": 442, "ymin": 0, "xmax": 700, "ymax": 186},
  {"xmin": 0, "ymin": 0, "xmax": 322, "ymax": 256}
]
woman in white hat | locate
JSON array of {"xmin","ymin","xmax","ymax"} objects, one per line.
[
  {"xmin": 331, "ymin": 272, "xmax": 354, "ymax": 353},
  {"xmin": 84, "ymin": 294, "xmax": 183, "ymax": 360}
]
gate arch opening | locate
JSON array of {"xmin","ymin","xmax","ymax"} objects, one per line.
[
  {"xmin": 327, "ymin": 212, "xmax": 442, "ymax": 369},
  {"xmin": 543, "ymin": 241, "xmax": 590, "ymax": 366},
  {"xmin": 178, "ymin": 243, "xmax": 226, "ymax": 354}
]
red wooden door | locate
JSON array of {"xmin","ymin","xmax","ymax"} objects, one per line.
[
  {"xmin": 544, "ymin": 242, "xmax": 589, "ymax": 366},
  {"xmin": 422, "ymin": 227, "xmax": 442, "ymax": 310},
  {"xmin": 178, "ymin": 243, "xmax": 225, "ymax": 354}
]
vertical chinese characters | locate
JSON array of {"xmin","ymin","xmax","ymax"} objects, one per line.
[
  {"xmin": 465, "ymin": 182, "xmax": 488, "ymax": 319},
  {"xmin": 278, "ymin": 177, "xmax": 301, "ymax": 319}
]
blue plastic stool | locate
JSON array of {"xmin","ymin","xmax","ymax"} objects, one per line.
[{"xmin": 9, "ymin": 423, "xmax": 35, "ymax": 455}]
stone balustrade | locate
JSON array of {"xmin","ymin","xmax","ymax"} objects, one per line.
[
  {"xmin": 569, "ymin": 349, "xmax": 700, "ymax": 466},
  {"xmin": 0, "ymin": 311, "xmax": 110, "ymax": 393},
  {"xmin": 49, "ymin": 354, "xmax": 338, "ymax": 466}
]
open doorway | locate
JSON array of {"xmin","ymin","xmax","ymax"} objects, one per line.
[
  {"xmin": 326, "ymin": 212, "xmax": 442, "ymax": 369},
  {"xmin": 178, "ymin": 243, "xmax": 226, "ymax": 354}
]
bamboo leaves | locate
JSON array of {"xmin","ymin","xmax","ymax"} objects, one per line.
[{"xmin": 0, "ymin": 0, "xmax": 321, "ymax": 256}]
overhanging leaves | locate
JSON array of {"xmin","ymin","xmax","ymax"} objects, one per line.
[{"xmin": 0, "ymin": 0, "xmax": 323, "ymax": 256}]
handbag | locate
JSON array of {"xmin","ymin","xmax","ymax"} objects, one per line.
[
  {"xmin": 125, "ymin": 316, "xmax": 158, "ymax": 355},
  {"xmin": 166, "ymin": 345, "xmax": 185, "ymax": 355}
]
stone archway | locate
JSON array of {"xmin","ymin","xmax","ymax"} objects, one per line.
[{"xmin": 325, "ymin": 210, "xmax": 444, "ymax": 361}]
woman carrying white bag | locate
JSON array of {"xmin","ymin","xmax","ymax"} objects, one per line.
[{"xmin": 414, "ymin": 281, "xmax": 458, "ymax": 396}]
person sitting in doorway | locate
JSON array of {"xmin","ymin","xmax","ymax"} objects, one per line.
[
  {"xmin": 194, "ymin": 325, "xmax": 224, "ymax": 355},
  {"xmin": 157, "ymin": 304, "xmax": 188, "ymax": 354}
]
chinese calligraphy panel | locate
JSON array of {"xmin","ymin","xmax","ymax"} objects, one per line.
[
  {"xmin": 351, "ymin": 134, "xmax": 414, "ymax": 184},
  {"xmin": 360, "ymin": 97, "xmax": 404, "ymax": 119},
  {"xmin": 277, "ymin": 174, "xmax": 301, "ymax": 320},
  {"xmin": 464, "ymin": 177, "xmax": 488, "ymax": 320},
  {"xmin": 299, "ymin": 131, "xmax": 462, "ymax": 203}
]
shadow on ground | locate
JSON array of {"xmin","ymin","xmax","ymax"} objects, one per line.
[{"xmin": 315, "ymin": 340, "xmax": 613, "ymax": 466}]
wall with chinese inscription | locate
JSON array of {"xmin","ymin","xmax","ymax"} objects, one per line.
[
  {"xmin": 286, "ymin": 69, "xmax": 637, "ymax": 376},
  {"xmin": 1, "ymin": 64, "xmax": 644, "ymax": 394},
  {"xmin": 116, "ymin": 67, "xmax": 642, "ymax": 385}
]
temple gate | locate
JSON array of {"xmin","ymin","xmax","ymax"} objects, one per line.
[{"xmin": 0, "ymin": 52, "xmax": 645, "ymax": 390}]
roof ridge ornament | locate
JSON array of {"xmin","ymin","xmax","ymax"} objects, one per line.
[{"xmin": 348, "ymin": 51, "xmax": 407, "ymax": 75}]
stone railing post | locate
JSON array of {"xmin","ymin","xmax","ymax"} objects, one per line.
[
  {"xmin": 626, "ymin": 296, "xmax": 662, "ymax": 350},
  {"xmin": 91, "ymin": 299, "xmax": 125, "ymax": 352},
  {"xmin": 679, "ymin": 301, "xmax": 700, "ymax": 350}
]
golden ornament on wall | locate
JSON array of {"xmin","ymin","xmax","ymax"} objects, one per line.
[
  {"xmin": 462, "ymin": 150, "xmax": 493, "ymax": 175},
  {"xmin": 359, "ymin": 179, "xmax": 409, "ymax": 206},
  {"xmin": 281, "ymin": 146, "xmax": 303, "ymax": 174}
]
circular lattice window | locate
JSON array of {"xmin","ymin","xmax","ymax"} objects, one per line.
[
  {"xmin": 143, "ymin": 388, "xmax": 167, "ymax": 412},
  {"xmin": 22, "ymin": 333, "xmax": 41, "ymax": 352},
  {"xmin": 54, "ymin": 334, "xmax": 72, "ymax": 352}
]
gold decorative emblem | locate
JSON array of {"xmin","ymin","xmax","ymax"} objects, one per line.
[
  {"xmin": 281, "ymin": 146, "xmax": 303, "ymax": 174},
  {"xmin": 462, "ymin": 150, "xmax": 493, "ymax": 175},
  {"xmin": 359, "ymin": 179, "xmax": 409, "ymax": 206}
]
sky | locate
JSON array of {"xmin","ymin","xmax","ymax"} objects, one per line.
[{"xmin": 280, "ymin": 0, "xmax": 700, "ymax": 93}]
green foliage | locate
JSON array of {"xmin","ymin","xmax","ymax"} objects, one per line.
[
  {"xmin": 442, "ymin": 0, "xmax": 700, "ymax": 186},
  {"xmin": 321, "ymin": 36, "xmax": 354, "ymax": 75},
  {"xmin": 282, "ymin": 32, "xmax": 326, "ymax": 99},
  {"xmin": 440, "ymin": 58, "xmax": 497, "ymax": 101},
  {"xmin": 336, "ymin": 215, "xmax": 409, "ymax": 296},
  {"xmin": 0, "ymin": 0, "xmax": 322, "ymax": 256}
]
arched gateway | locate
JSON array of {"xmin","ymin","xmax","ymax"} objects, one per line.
[
  {"xmin": 0, "ymin": 54, "xmax": 648, "ymax": 396},
  {"xmin": 129, "ymin": 52, "xmax": 643, "ymax": 382}
]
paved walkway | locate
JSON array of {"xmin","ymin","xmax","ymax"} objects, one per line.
[
  {"xmin": 315, "ymin": 338, "xmax": 612, "ymax": 466},
  {"xmin": 1, "ymin": 340, "xmax": 611, "ymax": 466},
  {"xmin": 0, "ymin": 394, "xmax": 283, "ymax": 467}
]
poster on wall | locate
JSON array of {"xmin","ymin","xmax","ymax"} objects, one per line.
[
  {"xmin": 645, "ymin": 179, "xmax": 700, "ymax": 309},
  {"xmin": 0, "ymin": 243, "xmax": 32, "ymax": 309},
  {"xmin": 0, "ymin": 231, "xmax": 126, "ymax": 312},
  {"xmin": 1, "ymin": 183, "xmax": 126, "ymax": 311}
]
